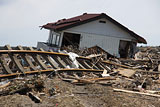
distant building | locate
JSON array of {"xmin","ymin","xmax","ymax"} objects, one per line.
[{"xmin": 38, "ymin": 13, "xmax": 147, "ymax": 58}]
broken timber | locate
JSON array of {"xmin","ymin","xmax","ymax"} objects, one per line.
[
  {"xmin": 0, "ymin": 45, "xmax": 144, "ymax": 79},
  {"xmin": 0, "ymin": 45, "xmax": 110, "ymax": 79},
  {"xmin": 113, "ymin": 88, "xmax": 160, "ymax": 98},
  {"xmin": 0, "ymin": 69, "xmax": 103, "ymax": 79}
]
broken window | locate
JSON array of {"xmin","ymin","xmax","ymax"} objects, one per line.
[
  {"xmin": 47, "ymin": 31, "xmax": 60, "ymax": 46},
  {"xmin": 61, "ymin": 32, "xmax": 81, "ymax": 48}
]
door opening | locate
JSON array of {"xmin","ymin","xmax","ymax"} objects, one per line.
[
  {"xmin": 119, "ymin": 40, "xmax": 130, "ymax": 58},
  {"xmin": 61, "ymin": 32, "xmax": 81, "ymax": 48}
]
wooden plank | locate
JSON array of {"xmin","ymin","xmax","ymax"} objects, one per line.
[
  {"xmin": 60, "ymin": 56, "xmax": 72, "ymax": 66},
  {"xmin": 39, "ymin": 48, "xmax": 65, "ymax": 68},
  {"xmin": 0, "ymin": 69, "xmax": 55, "ymax": 79},
  {"xmin": 28, "ymin": 47, "xmax": 48, "ymax": 70},
  {"xmin": 102, "ymin": 60, "xmax": 132, "ymax": 69},
  {"xmin": 31, "ymin": 54, "xmax": 48, "ymax": 70},
  {"xmin": 39, "ymin": 48, "xmax": 59, "ymax": 69},
  {"xmin": 42, "ymin": 55, "xmax": 59, "ymax": 69},
  {"xmin": 17, "ymin": 46, "xmax": 37, "ymax": 71},
  {"xmin": 45, "ymin": 49, "xmax": 65, "ymax": 68},
  {"xmin": 95, "ymin": 63, "xmax": 104, "ymax": 70},
  {"xmin": 5, "ymin": 45, "xmax": 12, "ymax": 50},
  {"xmin": 57, "ymin": 56, "xmax": 67, "ymax": 67},
  {"xmin": 99, "ymin": 62, "xmax": 111, "ymax": 71},
  {"xmin": 0, "ymin": 68, "xmax": 103, "ymax": 79},
  {"xmin": 77, "ymin": 59, "xmax": 91, "ymax": 69},
  {"xmin": 76, "ymin": 61, "xmax": 86, "ymax": 69},
  {"xmin": 28, "ymin": 47, "xmax": 35, "ymax": 51},
  {"xmin": 22, "ymin": 54, "xmax": 37, "ymax": 71},
  {"xmin": 9, "ymin": 55, "xmax": 25, "ymax": 73},
  {"xmin": 113, "ymin": 88, "xmax": 160, "ymax": 98},
  {"xmin": 17, "ymin": 45, "xmax": 24, "ymax": 50},
  {"xmin": 0, "ymin": 55, "xmax": 13, "ymax": 74},
  {"xmin": 51, "ymin": 56, "xmax": 66, "ymax": 68},
  {"xmin": 58, "ymin": 68, "xmax": 103, "ymax": 72},
  {"xmin": 5, "ymin": 45, "xmax": 25, "ymax": 73},
  {"xmin": 72, "ymin": 77, "xmax": 116, "ymax": 84},
  {"xmin": 0, "ymin": 49, "xmax": 122, "ymax": 69},
  {"xmin": 66, "ymin": 57, "xmax": 85, "ymax": 69},
  {"xmin": 0, "ymin": 50, "xmax": 90, "ymax": 60},
  {"xmin": 86, "ymin": 60, "xmax": 99, "ymax": 69},
  {"xmin": 158, "ymin": 64, "xmax": 160, "ymax": 72},
  {"xmin": 63, "ymin": 56, "xmax": 85, "ymax": 69}
]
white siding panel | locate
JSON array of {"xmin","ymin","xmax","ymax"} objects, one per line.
[
  {"xmin": 67, "ymin": 18, "xmax": 136, "ymax": 40},
  {"xmin": 62, "ymin": 16, "xmax": 138, "ymax": 57},
  {"xmin": 80, "ymin": 33, "xmax": 120, "ymax": 56}
]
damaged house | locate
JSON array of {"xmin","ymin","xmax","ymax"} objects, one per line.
[{"xmin": 38, "ymin": 13, "xmax": 147, "ymax": 58}]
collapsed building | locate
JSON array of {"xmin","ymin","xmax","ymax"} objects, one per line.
[{"xmin": 38, "ymin": 13, "xmax": 147, "ymax": 58}]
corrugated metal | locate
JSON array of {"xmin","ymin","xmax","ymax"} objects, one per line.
[
  {"xmin": 67, "ymin": 18, "xmax": 136, "ymax": 40},
  {"xmin": 80, "ymin": 33, "xmax": 120, "ymax": 56}
]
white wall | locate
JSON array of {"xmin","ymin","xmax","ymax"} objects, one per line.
[
  {"xmin": 62, "ymin": 18, "xmax": 137, "ymax": 56},
  {"xmin": 67, "ymin": 18, "xmax": 136, "ymax": 40},
  {"xmin": 80, "ymin": 33, "xmax": 120, "ymax": 56}
]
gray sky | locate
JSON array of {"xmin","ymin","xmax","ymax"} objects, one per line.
[{"xmin": 0, "ymin": 0, "xmax": 159, "ymax": 46}]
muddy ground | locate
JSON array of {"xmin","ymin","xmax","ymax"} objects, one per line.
[{"xmin": 0, "ymin": 75, "xmax": 160, "ymax": 107}]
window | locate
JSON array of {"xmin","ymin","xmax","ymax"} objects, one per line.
[
  {"xmin": 99, "ymin": 20, "xmax": 106, "ymax": 23},
  {"xmin": 48, "ymin": 31, "xmax": 60, "ymax": 46}
]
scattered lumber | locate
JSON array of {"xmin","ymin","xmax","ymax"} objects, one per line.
[{"xmin": 0, "ymin": 45, "xmax": 160, "ymax": 102}]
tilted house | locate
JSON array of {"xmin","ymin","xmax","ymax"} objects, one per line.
[{"xmin": 38, "ymin": 13, "xmax": 147, "ymax": 58}]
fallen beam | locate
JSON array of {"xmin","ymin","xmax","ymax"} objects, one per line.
[
  {"xmin": 0, "ymin": 50, "xmax": 88, "ymax": 59},
  {"xmin": 0, "ymin": 69, "xmax": 103, "ymax": 79},
  {"xmin": 102, "ymin": 60, "xmax": 132, "ymax": 69},
  {"xmin": 57, "ymin": 69, "xmax": 103, "ymax": 73},
  {"xmin": 113, "ymin": 88, "xmax": 160, "ymax": 98}
]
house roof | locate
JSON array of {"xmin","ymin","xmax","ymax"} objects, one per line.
[{"xmin": 42, "ymin": 13, "xmax": 147, "ymax": 44}]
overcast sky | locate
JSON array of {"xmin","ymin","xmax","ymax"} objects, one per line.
[{"xmin": 0, "ymin": 0, "xmax": 159, "ymax": 47}]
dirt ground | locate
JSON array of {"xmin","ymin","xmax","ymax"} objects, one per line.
[{"xmin": 0, "ymin": 75, "xmax": 160, "ymax": 107}]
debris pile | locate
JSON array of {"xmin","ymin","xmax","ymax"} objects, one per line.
[
  {"xmin": 0, "ymin": 45, "xmax": 160, "ymax": 106},
  {"xmin": 0, "ymin": 76, "xmax": 45, "ymax": 103}
]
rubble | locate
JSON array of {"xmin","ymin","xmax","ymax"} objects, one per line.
[{"xmin": 0, "ymin": 45, "xmax": 160, "ymax": 106}]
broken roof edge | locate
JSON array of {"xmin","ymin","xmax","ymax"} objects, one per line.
[{"xmin": 42, "ymin": 13, "xmax": 147, "ymax": 44}]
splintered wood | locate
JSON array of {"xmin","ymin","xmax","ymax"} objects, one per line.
[
  {"xmin": 0, "ymin": 45, "xmax": 108, "ymax": 79},
  {"xmin": 1, "ymin": 45, "xmax": 160, "ymax": 99}
]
